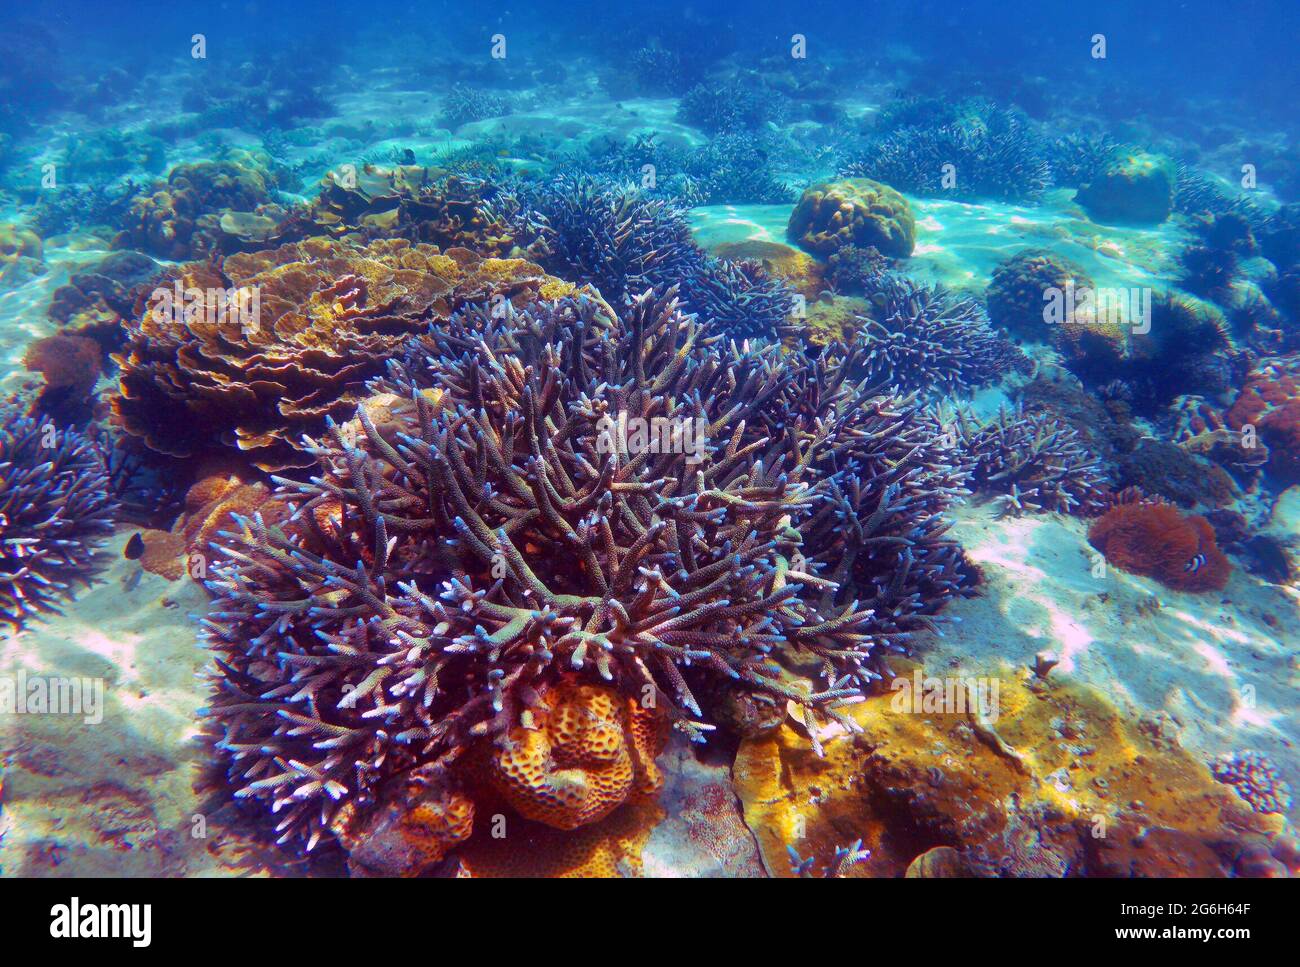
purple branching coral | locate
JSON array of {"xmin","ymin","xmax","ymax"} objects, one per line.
[
  {"xmin": 0, "ymin": 411, "xmax": 118, "ymax": 628},
  {"xmin": 201, "ymin": 289, "xmax": 973, "ymax": 850},
  {"xmin": 852, "ymin": 277, "xmax": 1029, "ymax": 398},
  {"xmin": 953, "ymin": 404, "xmax": 1107, "ymax": 517},
  {"xmin": 504, "ymin": 174, "xmax": 793, "ymax": 339}
]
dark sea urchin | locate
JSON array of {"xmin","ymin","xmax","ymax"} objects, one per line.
[
  {"xmin": 202, "ymin": 290, "xmax": 972, "ymax": 850},
  {"xmin": 0, "ymin": 411, "xmax": 118, "ymax": 628}
]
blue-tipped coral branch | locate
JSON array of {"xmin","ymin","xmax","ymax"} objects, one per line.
[{"xmin": 0, "ymin": 410, "xmax": 118, "ymax": 628}]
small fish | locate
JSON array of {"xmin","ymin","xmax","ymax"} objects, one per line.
[
  {"xmin": 124, "ymin": 532, "xmax": 145, "ymax": 560},
  {"xmin": 1184, "ymin": 553, "xmax": 1207, "ymax": 573}
]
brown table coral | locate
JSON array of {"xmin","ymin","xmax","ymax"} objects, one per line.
[{"xmin": 112, "ymin": 236, "xmax": 575, "ymax": 472}]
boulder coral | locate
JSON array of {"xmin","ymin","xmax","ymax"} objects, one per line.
[
  {"xmin": 787, "ymin": 178, "xmax": 916, "ymax": 259},
  {"xmin": 113, "ymin": 160, "xmax": 273, "ymax": 260},
  {"xmin": 986, "ymin": 249, "xmax": 1093, "ymax": 342},
  {"xmin": 1075, "ymin": 151, "xmax": 1177, "ymax": 225},
  {"xmin": 477, "ymin": 679, "xmax": 666, "ymax": 830},
  {"xmin": 1087, "ymin": 501, "xmax": 1231, "ymax": 592},
  {"xmin": 112, "ymin": 237, "xmax": 574, "ymax": 472}
]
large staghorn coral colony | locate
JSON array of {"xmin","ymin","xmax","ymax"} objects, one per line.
[{"xmin": 202, "ymin": 289, "xmax": 973, "ymax": 855}]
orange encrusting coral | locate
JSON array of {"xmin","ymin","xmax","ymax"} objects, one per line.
[
  {"xmin": 1087, "ymin": 501, "xmax": 1230, "ymax": 592},
  {"xmin": 1226, "ymin": 358, "xmax": 1300, "ymax": 483},
  {"xmin": 478, "ymin": 680, "xmax": 667, "ymax": 831},
  {"xmin": 733, "ymin": 660, "xmax": 1285, "ymax": 878},
  {"xmin": 136, "ymin": 468, "xmax": 277, "ymax": 580}
]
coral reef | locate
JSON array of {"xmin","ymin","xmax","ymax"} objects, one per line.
[
  {"xmin": 23, "ymin": 334, "xmax": 103, "ymax": 422},
  {"xmin": 112, "ymin": 237, "xmax": 572, "ymax": 471},
  {"xmin": 0, "ymin": 222, "xmax": 44, "ymax": 282},
  {"xmin": 1225, "ymin": 356, "xmax": 1300, "ymax": 484},
  {"xmin": 825, "ymin": 244, "xmax": 890, "ymax": 296},
  {"xmin": 1114, "ymin": 439, "xmax": 1238, "ymax": 508},
  {"xmin": 439, "ymin": 84, "xmax": 511, "ymax": 129},
  {"xmin": 202, "ymin": 290, "xmax": 972, "ymax": 853},
  {"xmin": 511, "ymin": 176, "xmax": 793, "ymax": 338},
  {"xmin": 1075, "ymin": 151, "xmax": 1177, "ymax": 225},
  {"xmin": 787, "ymin": 178, "xmax": 916, "ymax": 259},
  {"xmin": 0, "ymin": 411, "xmax": 118, "ymax": 629},
  {"xmin": 1212, "ymin": 751, "xmax": 1293, "ymax": 815},
  {"xmin": 843, "ymin": 104, "xmax": 1050, "ymax": 201},
  {"xmin": 113, "ymin": 161, "xmax": 274, "ymax": 260},
  {"xmin": 677, "ymin": 78, "xmax": 787, "ymax": 134},
  {"xmin": 986, "ymin": 249, "xmax": 1093, "ymax": 342},
  {"xmin": 1087, "ymin": 501, "xmax": 1231, "ymax": 592},
  {"xmin": 956, "ymin": 405, "xmax": 1107, "ymax": 516},
  {"xmin": 849, "ymin": 276, "xmax": 1029, "ymax": 397}
]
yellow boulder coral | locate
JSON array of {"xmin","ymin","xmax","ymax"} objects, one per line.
[
  {"xmin": 734, "ymin": 660, "xmax": 1284, "ymax": 877},
  {"xmin": 787, "ymin": 178, "xmax": 916, "ymax": 259},
  {"xmin": 480, "ymin": 680, "xmax": 666, "ymax": 831}
]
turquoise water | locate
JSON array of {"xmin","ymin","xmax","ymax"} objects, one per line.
[{"xmin": 0, "ymin": 1, "xmax": 1296, "ymax": 879}]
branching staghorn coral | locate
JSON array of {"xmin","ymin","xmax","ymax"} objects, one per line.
[
  {"xmin": 1, "ymin": 410, "xmax": 118, "ymax": 628},
  {"xmin": 505, "ymin": 175, "xmax": 793, "ymax": 339},
  {"xmin": 851, "ymin": 276, "xmax": 1029, "ymax": 398},
  {"xmin": 203, "ymin": 289, "xmax": 973, "ymax": 851},
  {"xmin": 953, "ymin": 404, "xmax": 1107, "ymax": 517}
]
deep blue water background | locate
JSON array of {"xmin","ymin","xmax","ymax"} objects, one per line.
[{"xmin": 6, "ymin": 0, "xmax": 1297, "ymax": 130}]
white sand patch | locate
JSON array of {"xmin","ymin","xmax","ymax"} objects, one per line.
[
  {"xmin": 918, "ymin": 502, "xmax": 1299, "ymax": 822},
  {"xmin": 0, "ymin": 531, "xmax": 283, "ymax": 876}
]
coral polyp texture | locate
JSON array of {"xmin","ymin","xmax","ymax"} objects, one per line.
[
  {"xmin": 849, "ymin": 276, "xmax": 1029, "ymax": 397},
  {"xmin": 957, "ymin": 405, "xmax": 1107, "ymax": 516},
  {"xmin": 112, "ymin": 236, "xmax": 572, "ymax": 471},
  {"xmin": 477, "ymin": 679, "xmax": 666, "ymax": 830},
  {"xmin": 1087, "ymin": 501, "xmax": 1231, "ymax": 592},
  {"xmin": 787, "ymin": 178, "xmax": 917, "ymax": 259},
  {"xmin": 1212, "ymin": 751, "xmax": 1293, "ymax": 815},
  {"xmin": 985, "ymin": 249, "xmax": 1094, "ymax": 342},
  {"xmin": 202, "ymin": 290, "xmax": 973, "ymax": 852},
  {"xmin": 0, "ymin": 411, "xmax": 118, "ymax": 628}
]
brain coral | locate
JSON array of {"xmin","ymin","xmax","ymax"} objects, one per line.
[
  {"xmin": 787, "ymin": 178, "xmax": 916, "ymax": 259},
  {"xmin": 1088, "ymin": 501, "xmax": 1230, "ymax": 592},
  {"xmin": 1, "ymin": 411, "xmax": 118, "ymax": 628},
  {"xmin": 479, "ymin": 679, "xmax": 665, "ymax": 830},
  {"xmin": 112, "ymin": 237, "xmax": 572, "ymax": 471},
  {"xmin": 203, "ymin": 289, "xmax": 972, "ymax": 852}
]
